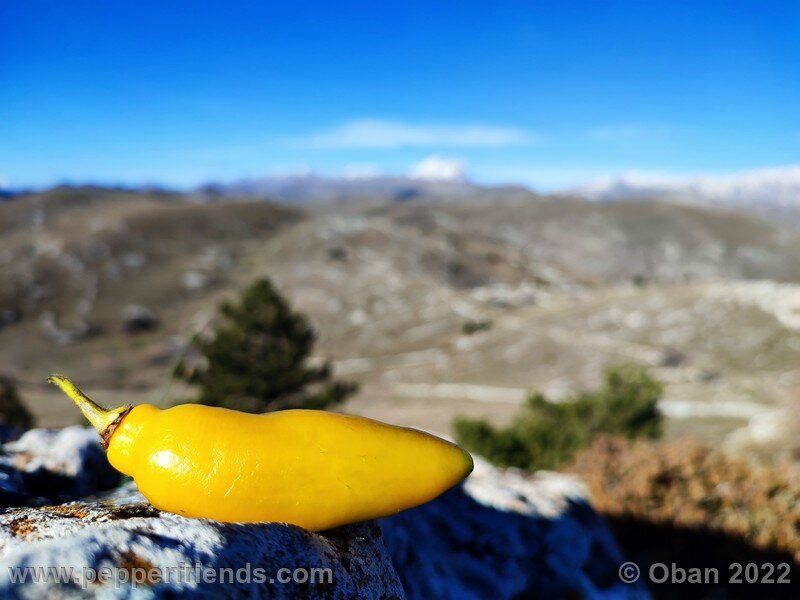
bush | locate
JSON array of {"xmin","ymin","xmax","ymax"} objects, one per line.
[
  {"xmin": 186, "ymin": 277, "xmax": 357, "ymax": 413},
  {"xmin": 454, "ymin": 365, "xmax": 663, "ymax": 471},
  {"xmin": 454, "ymin": 418, "xmax": 530, "ymax": 468},
  {"xmin": 0, "ymin": 378, "xmax": 35, "ymax": 433},
  {"xmin": 461, "ymin": 319, "xmax": 492, "ymax": 335},
  {"xmin": 569, "ymin": 435, "xmax": 800, "ymax": 561}
]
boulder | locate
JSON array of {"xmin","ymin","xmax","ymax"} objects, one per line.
[
  {"xmin": 182, "ymin": 271, "xmax": 209, "ymax": 292},
  {"xmin": 121, "ymin": 305, "xmax": 160, "ymax": 334},
  {"xmin": 38, "ymin": 312, "xmax": 96, "ymax": 345},
  {"xmin": 0, "ymin": 429, "xmax": 404, "ymax": 598},
  {"xmin": 0, "ymin": 483, "xmax": 404, "ymax": 599},
  {"xmin": 0, "ymin": 429, "xmax": 647, "ymax": 599},
  {"xmin": 0, "ymin": 427, "xmax": 120, "ymax": 508},
  {"xmin": 381, "ymin": 457, "xmax": 649, "ymax": 599}
]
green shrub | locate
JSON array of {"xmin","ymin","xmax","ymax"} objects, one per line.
[
  {"xmin": 186, "ymin": 277, "xmax": 357, "ymax": 413},
  {"xmin": 0, "ymin": 378, "xmax": 35, "ymax": 432},
  {"xmin": 453, "ymin": 418, "xmax": 530, "ymax": 468},
  {"xmin": 461, "ymin": 319, "xmax": 492, "ymax": 335},
  {"xmin": 454, "ymin": 365, "xmax": 663, "ymax": 471}
]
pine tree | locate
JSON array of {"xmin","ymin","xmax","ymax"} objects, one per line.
[{"xmin": 190, "ymin": 278, "xmax": 357, "ymax": 413}]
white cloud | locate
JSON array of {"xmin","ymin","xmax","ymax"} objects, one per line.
[
  {"xmin": 408, "ymin": 156, "xmax": 466, "ymax": 181},
  {"xmin": 586, "ymin": 124, "xmax": 671, "ymax": 143},
  {"xmin": 0, "ymin": 175, "xmax": 9, "ymax": 189},
  {"xmin": 298, "ymin": 119, "xmax": 536, "ymax": 149}
]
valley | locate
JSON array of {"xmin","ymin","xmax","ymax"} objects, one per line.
[{"xmin": 2, "ymin": 187, "xmax": 800, "ymax": 463}]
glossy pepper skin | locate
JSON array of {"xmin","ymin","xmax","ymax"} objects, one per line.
[{"xmin": 48, "ymin": 376, "xmax": 473, "ymax": 531}]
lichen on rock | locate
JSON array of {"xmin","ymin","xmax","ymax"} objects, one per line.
[{"xmin": 0, "ymin": 484, "xmax": 404, "ymax": 599}]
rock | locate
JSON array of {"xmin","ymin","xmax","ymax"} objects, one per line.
[
  {"xmin": 0, "ymin": 429, "xmax": 644, "ymax": 599},
  {"xmin": 381, "ymin": 457, "xmax": 649, "ymax": 599},
  {"xmin": 182, "ymin": 270, "xmax": 209, "ymax": 292},
  {"xmin": 121, "ymin": 305, "xmax": 160, "ymax": 334},
  {"xmin": 660, "ymin": 349, "xmax": 687, "ymax": 368},
  {"xmin": 470, "ymin": 283, "xmax": 539, "ymax": 309},
  {"xmin": 0, "ymin": 308, "xmax": 22, "ymax": 328},
  {"xmin": 0, "ymin": 427, "xmax": 120, "ymax": 508},
  {"xmin": 0, "ymin": 429, "xmax": 403, "ymax": 598},
  {"xmin": 198, "ymin": 246, "xmax": 235, "ymax": 271},
  {"xmin": 38, "ymin": 312, "xmax": 96, "ymax": 345},
  {"xmin": 0, "ymin": 482, "xmax": 405, "ymax": 599},
  {"xmin": 122, "ymin": 252, "xmax": 146, "ymax": 269}
]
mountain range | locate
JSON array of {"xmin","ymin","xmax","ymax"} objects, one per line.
[
  {"xmin": 195, "ymin": 164, "xmax": 800, "ymax": 225},
  {"xmin": 6, "ymin": 162, "xmax": 800, "ymax": 223},
  {"xmin": 569, "ymin": 165, "xmax": 800, "ymax": 223},
  {"xmin": 193, "ymin": 173, "xmax": 535, "ymax": 204}
]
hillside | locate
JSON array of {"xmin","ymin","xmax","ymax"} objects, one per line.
[
  {"xmin": 0, "ymin": 187, "xmax": 302, "ymax": 421},
  {"xmin": 374, "ymin": 197, "xmax": 800, "ymax": 284},
  {"xmin": 2, "ymin": 187, "xmax": 800, "ymax": 463}
]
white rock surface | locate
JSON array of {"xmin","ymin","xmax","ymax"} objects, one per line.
[
  {"xmin": 0, "ymin": 430, "xmax": 404, "ymax": 598},
  {"xmin": 381, "ymin": 457, "xmax": 650, "ymax": 599},
  {"xmin": 0, "ymin": 426, "xmax": 120, "ymax": 506},
  {"xmin": 0, "ymin": 484, "xmax": 404, "ymax": 599},
  {"xmin": 0, "ymin": 429, "xmax": 647, "ymax": 599}
]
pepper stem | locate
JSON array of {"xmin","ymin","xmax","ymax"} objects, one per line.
[{"xmin": 47, "ymin": 375, "xmax": 130, "ymax": 436}]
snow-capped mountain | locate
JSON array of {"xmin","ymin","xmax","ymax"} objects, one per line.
[
  {"xmin": 192, "ymin": 156, "xmax": 489, "ymax": 203},
  {"xmin": 571, "ymin": 165, "xmax": 800, "ymax": 221}
]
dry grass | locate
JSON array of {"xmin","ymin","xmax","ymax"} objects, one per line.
[{"xmin": 570, "ymin": 435, "xmax": 800, "ymax": 561}]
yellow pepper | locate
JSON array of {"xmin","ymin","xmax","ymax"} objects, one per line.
[{"xmin": 48, "ymin": 376, "xmax": 473, "ymax": 531}]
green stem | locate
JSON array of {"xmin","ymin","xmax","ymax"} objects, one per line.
[{"xmin": 47, "ymin": 375, "xmax": 130, "ymax": 435}]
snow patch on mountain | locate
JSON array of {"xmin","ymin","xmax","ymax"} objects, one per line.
[
  {"xmin": 408, "ymin": 156, "xmax": 466, "ymax": 182},
  {"xmin": 572, "ymin": 165, "xmax": 800, "ymax": 214}
]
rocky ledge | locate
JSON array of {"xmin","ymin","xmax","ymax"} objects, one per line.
[{"xmin": 0, "ymin": 427, "xmax": 649, "ymax": 599}]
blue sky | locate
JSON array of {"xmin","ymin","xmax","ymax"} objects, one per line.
[{"xmin": 2, "ymin": 0, "xmax": 799, "ymax": 190}]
